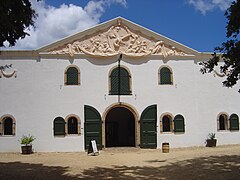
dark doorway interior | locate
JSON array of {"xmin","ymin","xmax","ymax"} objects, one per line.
[{"xmin": 106, "ymin": 107, "xmax": 135, "ymax": 147}]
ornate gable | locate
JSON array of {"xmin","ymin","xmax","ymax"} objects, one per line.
[{"xmin": 39, "ymin": 17, "xmax": 198, "ymax": 58}]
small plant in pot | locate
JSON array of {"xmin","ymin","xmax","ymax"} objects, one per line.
[
  {"xmin": 206, "ymin": 133, "xmax": 217, "ymax": 147},
  {"xmin": 20, "ymin": 134, "xmax": 35, "ymax": 154}
]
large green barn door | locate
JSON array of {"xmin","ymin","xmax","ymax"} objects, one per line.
[
  {"xmin": 140, "ymin": 105, "xmax": 157, "ymax": 148},
  {"xmin": 84, "ymin": 105, "xmax": 102, "ymax": 150}
]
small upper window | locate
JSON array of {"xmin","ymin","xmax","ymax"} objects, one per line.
[
  {"xmin": 159, "ymin": 67, "xmax": 173, "ymax": 85},
  {"xmin": 65, "ymin": 66, "xmax": 80, "ymax": 85},
  {"xmin": 218, "ymin": 114, "xmax": 228, "ymax": 130},
  {"xmin": 109, "ymin": 66, "xmax": 131, "ymax": 95}
]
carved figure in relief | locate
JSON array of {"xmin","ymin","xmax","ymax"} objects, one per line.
[
  {"xmin": 129, "ymin": 40, "xmax": 148, "ymax": 54},
  {"xmin": 66, "ymin": 44, "xmax": 76, "ymax": 57},
  {"xmin": 107, "ymin": 24, "xmax": 133, "ymax": 51},
  {"xmin": 49, "ymin": 20, "xmax": 188, "ymax": 57},
  {"xmin": 90, "ymin": 38, "xmax": 103, "ymax": 53},
  {"xmin": 126, "ymin": 35, "xmax": 139, "ymax": 53},
  {"xmin": 168, "ymin": 47, "xmax": 177, "ymax": 56},
  {"xmin": 102, "ymin": 40, "xmax": 114, "ymax": 53},
  {"xmin": 151, "ymin": 41, "xmax": 168, "ymax": 57},
  {"xmin": 75, "ymin": 41, "xmax": 84, "ymax": 53}
]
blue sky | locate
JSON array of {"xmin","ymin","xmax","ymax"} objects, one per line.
[{"xmin": 3, "ymin": 0, "xmax": 233, "ymax": 52}]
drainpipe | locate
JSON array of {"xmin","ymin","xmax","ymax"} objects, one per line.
[{"xmin": 118, "ymin": 54, "xmax": 122, "ymax": 104}]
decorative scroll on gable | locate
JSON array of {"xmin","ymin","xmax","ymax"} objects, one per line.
[
  {"xmin": 49, "ymin": 20, "xmax": 187, "ymax": 57},
  {"xmin": 0, "ymin": 64, "xmax": 17, "ymax": 78}
]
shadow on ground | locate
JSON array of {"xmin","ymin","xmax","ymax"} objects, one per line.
[
  {"xmin": 0, "ymin": 155, "xmax": 240, "ymax": 179},
  {"xmin": 0, "ymin": 162, "xmax": 76, "ymax": 180},
  {"xmin": 80, "ymin": 155, "xmax": 240, "ymax": 179}
]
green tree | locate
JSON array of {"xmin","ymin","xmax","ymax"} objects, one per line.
[
  {"xmin": 0, "ymin": 0, "xmax": 37, "ymax": 47},
  {"xmin": 200, "ymin": 0, "xmax": 240, "ymax": 92}
]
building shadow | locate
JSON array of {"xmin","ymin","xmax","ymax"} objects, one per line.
[
  {"xmin": 80, "ymin": 155, "xmax": 240, "ymax": 179},
  {"xmin": 0, "ymin": 161, "xmax": 79, "ymax": 180},
  {"xmin": 0, "ymin": 155, "xmax": 239, "ymax": 179}
]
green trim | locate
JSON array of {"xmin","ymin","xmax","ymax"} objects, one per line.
[
  {"xmin": 174, "ymin": 114, "xmax": 185, "ymax": 132},
  {"xmin": 160, "ymin": 67, "xmax": 172, "ymax": 85},
  {"xmin": 230, "ymin": 114, "xmax": 239, "ymax": 130}
]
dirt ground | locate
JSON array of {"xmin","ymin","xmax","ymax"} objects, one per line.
[{"xmin": 0, "ymin": 145, "xmax": 240, "ymax": 180}]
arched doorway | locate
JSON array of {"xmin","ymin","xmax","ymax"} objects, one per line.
[{"xmin": 105, "ymin": 107, "xmax": 135, "ymax": 147}]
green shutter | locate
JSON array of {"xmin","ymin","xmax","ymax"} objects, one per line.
[
  {"xmin": 110, "ymin": 70, "xmax": 118, "ymax": 94},
  {"xmin": 160, "ymin": 67, "xmax": 172, "ymax": 84},
  {"xmin": 174, "ymin": 114, "xmax": 185, "ymax": 132},
  {"xmin": 66, "ymin": 67, "xmax": 79, "ymax": 85},
  {"xmin": 230, "ymin": 114, "xmax": 239, "ymax": 130},
  {"xmin": 140, "ymin": 105, "xmax": 157, "ymax": 148},
  {"xmin": 84, "ymin": 105, "xmax": 102, "ymax": 150},
  {"xmin": 54, "ymin": 117, "xmax": 65, "ymax": 136},
  {"xmin": 110, "ymin": 67, "xmax": 131, "ymax": 95}
]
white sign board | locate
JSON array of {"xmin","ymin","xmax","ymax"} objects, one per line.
[{"xmin": 91, "ymin": 140, "xmax": 98, "ymax": 154}]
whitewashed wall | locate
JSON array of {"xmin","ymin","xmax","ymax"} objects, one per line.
[{"xmin": 0, "ymin": 55, "xmax": 239, "ymax": 152}]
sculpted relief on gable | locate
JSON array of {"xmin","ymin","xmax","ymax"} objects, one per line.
[{"xmin": 49, "ymin": 20, "xmax": 187, "ymax": 57}]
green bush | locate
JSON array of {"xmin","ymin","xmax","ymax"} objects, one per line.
[
  {"xmin": 20, "ymin": 134, "xmax": 35, "ymax": 146},
  {"xmin": 208, "ymin": 133, "xmax": 216, "ymax": 140}
]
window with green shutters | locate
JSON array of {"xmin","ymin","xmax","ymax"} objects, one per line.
[
  {"xmin": 65, "ymin": 66, "xmax": 80, "ymax": 85},
  {"xmin": 159, "ymin": 67, "xmax": 172, "ymax": 85},
  {"xmin": 174, "ymin": 114, "xmax": 185, "ymax": 132},
  {"xmin": 109, "ymin": 67, "xmax": 131, "ymax": 95},
  {"xmin": 67, "ymin": 117, "xmax": 78, "ymax": 134},
  {"xmin": 53, "ymin": 117, "xmax": 65, "ymax": 136},
  {"xmin": 230, "ymin": 114, "xmax": 239, "ymax": 130}
]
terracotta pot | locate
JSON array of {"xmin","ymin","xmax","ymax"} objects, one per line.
[
  {"xmin": 206, "ymin": 139, "xmax": 217, "ymax": 147},
  {"xmin": 21, "ymin": 145, "xmax": 32, "ymax": 154}
]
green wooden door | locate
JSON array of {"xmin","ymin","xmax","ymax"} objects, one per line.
[
  {"xmin": 140, "ymin": 105, "xmax": 157, "ymax": 148},
  {"xmin": 84, "ymin": 105, "xmax": 102, "ymax": 150}
]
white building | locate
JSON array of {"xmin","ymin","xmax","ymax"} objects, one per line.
[{"xmin": 0, "ymin": 17, "xmax": 239, "ymax": 152}]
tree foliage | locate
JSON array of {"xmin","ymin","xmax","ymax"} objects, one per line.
[
  {"xmin": 0, "ymin": 0, "xmax": 37, "ymax": 47},
  {"xmin": 200, "ymin": 0, "xmax": 240, "ymax": 92}
]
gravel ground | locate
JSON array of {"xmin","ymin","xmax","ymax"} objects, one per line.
[{"xmin": 1, "ymin": 145, "xmax": 240, "ymax": 179}]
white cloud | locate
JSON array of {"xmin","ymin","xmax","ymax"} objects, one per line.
[
  {"xmin": 187, "ymin": 0, "xmax": 233, "ymax": 15},
  {"xmin": 2, "ymin": 0, "xmax": 127, "ymax": 50}
]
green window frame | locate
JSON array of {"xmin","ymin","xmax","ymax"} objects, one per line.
[
  {"xmin": 109, "ymin": 67, "xmax": 131, "ymax": 95},
  {"xmin": 159, "ymin": 67, "xmax": 172, "ymax": 85},
  {"xmin": 174, "ymin": 114, "xmax": 185, "ymax": 132},
  {"xmin": 67, "ymin": 117, "xmax": 78, "ymax": 134},
  {"xmin": 65, "ymin": 66, "xmax": 80, "ymax": 85},
  {"xmin": 53, "ymin": 117, "xmax": 65, "ymax": 136},
  {"xmin": 230, "ymin": 114, "xmax": 239, "ymax": 130}
]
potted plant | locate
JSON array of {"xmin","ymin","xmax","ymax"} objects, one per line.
[
  {"xmin": 206, "ymin": 133, "xmax": 217, "ymax": 147},
  {"xmin": 20, "ymin": 134, "xmax": 35, "ymax": 154}
]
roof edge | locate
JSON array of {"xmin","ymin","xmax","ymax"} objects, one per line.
[
  {"xmin": 37, "ymin": 17, "xmax": 122, "ymax": 52},
  {"xmin": 36, "ymin": 16, "xmax": 200, "ymax": 55}
]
